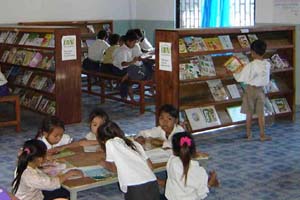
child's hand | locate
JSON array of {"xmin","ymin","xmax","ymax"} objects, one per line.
[
  {"xmin": 79, "ymin": 140, "xmax": 92, "ymax": 147},
  {"xmin": 48, "ymin": 148, "xmax": 60, "ymax": 155},
  {"xmin": 135, "ymin": 136, "xmax": 146, "ymax": 145},
  {"xmin": 65, "ymin": 169, "xmax": 84, "ymax": 179},
  {"xmin": 157, "ymin": 178, "xmax": 166, "ymax": 187}
]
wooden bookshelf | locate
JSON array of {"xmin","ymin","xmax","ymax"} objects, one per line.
[
  {"xmin": 155, "ymin": 26, "xmax": 295, "ymax": 133},
  {"xmin": 0, "ymin": 25, "xmax": 81, "ymax": 124}
]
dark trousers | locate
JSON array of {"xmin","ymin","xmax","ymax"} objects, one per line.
[
  {"xmin": 82, "ymin": 58, "xmax": 100, "ymax": 72},
  {"xmin": 112, "ymin": 67, "xmax": 128, "ymax": 98},
  {"xmin": 42, "ymin": 187, "xmax": 69, "ymax": 200},
  {"xmin": 124, "ymin": 180, "xmax": 160, "ymax": 200}
]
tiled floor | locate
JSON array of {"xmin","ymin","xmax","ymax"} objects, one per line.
[{"xmin": 1, "ymin": 93, "xmax": 300, "ymax": 200}]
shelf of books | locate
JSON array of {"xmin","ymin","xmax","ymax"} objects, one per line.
[
  {"xmin": 19, "ymin": 20, "xmax": 113, "ymax": 62},
  {"xmin": 0, "ymin": 25, "xmax": 82, "ymax": 124},
  {"xmin": 155, "ymin": 26, "xmax": 295, "ymax": 133}
]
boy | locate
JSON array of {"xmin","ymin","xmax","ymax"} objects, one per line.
[{"xmin": 233, "ymin": 39, "xmax": 271, "ymax": 141}]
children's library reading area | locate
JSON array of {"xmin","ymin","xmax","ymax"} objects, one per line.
[{"xmin": 0, "ymin": 0, "xmax": 300, "ymax": 200}]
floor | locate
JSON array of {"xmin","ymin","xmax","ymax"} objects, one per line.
[{"xmin": 0, "ymin": 93, "xmax": 300, "ymax": 200}]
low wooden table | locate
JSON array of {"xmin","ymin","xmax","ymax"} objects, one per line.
[{"xmin": 0, "ymin": 95, "xmax": 21, "ymax": 132}]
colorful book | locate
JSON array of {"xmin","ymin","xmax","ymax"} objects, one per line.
[
  {"xmin": 12, "ymin": 50, "xmax": 26, "ymax": 65},
  {"xmin": 271, "ymin": 54, "xmax": 287, "ymax": 69},
  {"xmin": 223, "ymin": 56, "xmax": 244, "ymax": 73},
  {"xmin": 206, "ymin": 79, "xmax": 229, "ymax": 101},
  {"xmin": 29, "ymin": 52, "xmax": 43, "ymax": 68},
  {"xmin": 25, "ymin": 33, "xmax": 40, "ymax": 46},
  {"xmin": 200, "ymin": 106, "xmax": 221, "ymax": 127},
  {"xmin": 41, "ymin": 34, "xmax": 54, "ymax": 47},
  {"xmin": 247, "ymin": 34, "xmax": 258, "ymax": 43},
  {"xmin": 18, "ymin": 33, "xmax": 30, "ymax": 45},
  {"xmin": 218, "ymin": 35, "xmax": 234, "ymax": 49},
  {"xmin": 75, "ymin": 165, "xmax": 113, "ymax": 180},
  {"xmin": 271, "ymin": 98, "xmax": 291, "ymax": 114},
  {"xmin": 203, "ymin": 37, "xmax": 223, "ymax": 50},
  {"xmin": 194, "ymin": 37, "xmax": 208, "ymax": 51},
  {"xmin": 6, "ymin": 47, "xmax": 18, "ymax": 64},
  {"xmin": 237, "ymin": 35, "xmax": 250, "ymax": 48},
  {"xmin": 179, "ymin": 38, "xmax": 188, "ymax": 53},
  {"xmin": 233, "ymin": 53, "xmax": 250, "ymax": 66},
  {"xmin": 198, "ymin": 55, "xmax": 216, "ymax": 76},
  {"xmin": 22, "ymin": 51, "xmax": 35, "ymax": 66},
  {"xmin": 21, "ymin": 71, "xmax": 33, "ymax": 86},
  {"xmin": 226, "ymin": 84, "xmax": 242, "ymax": 99}
]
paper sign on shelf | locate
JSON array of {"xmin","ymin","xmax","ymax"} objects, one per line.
[
  {"xmin": 61, "ymin": 35, "xmax": 77, "ymax": 61},
  {"xmin": 159, "ymin": 42, "xmax": 172, "ymax": 72}
]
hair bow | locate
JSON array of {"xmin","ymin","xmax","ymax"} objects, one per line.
[
  {"xmin": 23, "ymin": 148, "xmax": 31, "ymax": 154},
  {"xmin": 180, "ymin": 136, "xmax": 191, "ymax": 147}
]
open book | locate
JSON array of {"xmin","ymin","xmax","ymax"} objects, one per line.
[{"xmin": 223, "ymin": 56, "xmax": 244, "ymax": 73}]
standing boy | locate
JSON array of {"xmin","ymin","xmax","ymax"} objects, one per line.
[{"xmin": 233, "ymin": 39, "xmax": 271, "ymax": 141}]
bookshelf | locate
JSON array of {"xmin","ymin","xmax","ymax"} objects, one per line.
[
  {"xmin": 0, "ymin": 25, "xmax": 82, "ymax": 124},
  {"xmin": 155, "ymin": 26, "xmax": 295, "ymax": 133},
  {"xmin": 19, "ymin": 20, "xmax": 113, "ymax": 61}
]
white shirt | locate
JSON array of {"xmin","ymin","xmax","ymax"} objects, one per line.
[
  {"xmin": 105, "ymin": 137, "xmax": 156, "ymax": 193},
  {"xmin": 132, "ymin": 44, "xmax": 143, "ymax": 66},
  {"xmin": 85, "ymin": 131, "xmax": 97, "ymax": 140},
  {"xmin": 15, "ymin": 166, "xmax": 60, "ymax": 200},
  {"xmin": 88, "ymin": 39, "xmax": 110, "ymax": 62},
  {"xmin": 140, "ymin": 38, "xmax": 154, "ymax": 52},
  {"xmin": 40, "ymin": 134, "xmax": 73, "ymax": 150},
  {"xmin": 0, "ymin": 71, "xmax": 8, "ymax": 86},
  {"xmin": 234, "ymin": 59, "xmax": 270, "ymax": 87},
  {"xmin": 112, "ymin": 44, "xmax": 133, "ymax": 70},
  {"xmin": 137, "ymin": 125, "xmax": 185, "ymax": 149},
  {"xmin": 165, "ymin": 155, "xmax": 209, "ymax": 200}
]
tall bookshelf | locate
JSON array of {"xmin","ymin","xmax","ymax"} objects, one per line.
[
  {"xmin": 0, "ymin": 25, "xmax": 81, "ymax": 124},
  {"xmin": 155, "ymin": 26, "xmax": 295, "ymax": 133},
  {"xmin": 19, "ymin": 20, "xmax": 113, "ymax": 61}
]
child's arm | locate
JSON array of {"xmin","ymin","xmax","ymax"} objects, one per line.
[
  {"xmin": 57, "ymin": 169, "xmax": 84, "ymax": 183},
  {"xmin": 78, "ymin": 139, "xmax": 99, "ymax": 147},
  {"xmin": 157, "ymin": 177, "xmax": 166, "ymax": 187},
  {"xmin": 208, "ymin": 170, "xmax": 219, "ymax": 188},
  {"xmin": 99, "ymin": 160, "xmax": 117, "ymax": 173},
  {"xmin": 146, "ymin": 158, "xmax": 154, "ymax": 170}
]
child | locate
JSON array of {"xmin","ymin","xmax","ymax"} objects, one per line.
[
  {"xmin": 12, "ymin": 139, "xmax": 83, "ymax": 200},
  {"xmin": 164, "ymin": 132, "xmax": 218, "ymax": 200},
  {"xmin": 233, "ymin": 39, "xmax": 271, "ymax": 141},
  {"xmin": 0, "ymin": 69, "xmax": 9, "ymax": 96},
  {"xmin": 97, "ymin": 121, "xmax": 160, "ymax": 200},
  {"xmin": 131, "ymin": 28, "xmax": 154, "ymax": 53},
  {"xmin": 84, "ymin": 30, "xmax": 110, "ymax": 71},
  {"xmin": 35, "ymin": 116, "xmax": 72, "ymax": 151},
  {"xmin": 135, "ymin": 104, "xmax": 185, "ymax": 149},
  {"xmin": 101, "ymin": 33, "xmax": 120, "ymax": 74}
]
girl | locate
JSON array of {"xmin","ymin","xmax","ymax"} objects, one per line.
[
  {"xmin": 97, "ymin": 121, "xmax": 160, "ymax": 200},
  {"xmin": 35, "ymin": 116, "xmax": 72, "ymax": 151},
  {"xmin": 12, "ymin": 139, "xmax": 83, "ymax": 200},
  {"xmin": 164, "ymin": 132, "xmax": 218, "ymax": 200},
  {"xmin": 135, "ymin": 104, "xmax": 185, "ymax": 149}
]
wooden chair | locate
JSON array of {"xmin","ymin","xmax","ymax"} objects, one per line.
[{"xmin": 0, "ymin": 95, "xmax": 21, "ymax": 132}]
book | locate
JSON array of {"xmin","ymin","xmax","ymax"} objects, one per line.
[
  {"xmin": 223, "ymin": 56, "xmax": 244, "ymax": 73},
  {"xmin": 226, "ymin": 106, "xmax": 246, "ymax": 122},
  {"xmin": 194, "ymin": 37, "xmax": 208, "ymax": 51},
  {"xmin": 83, "ymin": 145, "xmax": 101, "ymax": 153},
  {"xmin": 12, "ymin": 50, "xmax": 26, "ymax": 65},
  {"xmin": 86, "ymin": 25, "xmax": 95, "ymax": 33},
  {"xmin": 233, "ymin": 53, "xmax": 249, "ymax": 65},
  {"xmin": 41, "ymin": 78, "xmax": 55, "ymax": 92},
  {"xmin": 22, "ymin": 51, "xmax": 35, "ymax": 66},
  {"xmin": 271, "ymin": 98, "xmax": 291, "ymax": 114},
  {"xmin": 29, "ymin": 52, "xmax": 43, "ymax": 68},
  {"xmin": 198, "ymin": 55, "xmax": 216, "ymax": 76},
  {"xmin": 145, "ymin": 148, "xmax": 172, "ymax": 164},
  {"xmin": 52, "ymin": 149, "xmax": 75, "ymax": 159},
  {"xmin": 5, "ymin": 32, "xmax": 18, "ymax": 44},
  {"xmin": 218, "ymin": 35, "xmax": 233, "ymax": 49},
  {"xmin": 200, "ymin": 106, "xmax": 221, "ymax": 127},
  {"xmin": 25, "ymin": 33, "xmax": 40, "ymax": 46},
  {"xmin": 42, "ymin": 161, "xmax": 67, "ymax": 176},
  {"xmin": 21, "ymin": 70, "xmax": 33, "ymax": 85},
  {"xmin": 226, "ymin": 84, "xmax": 241, "ymax": 99},
  {"xmin": 247, "ymin": 34, "xmax": 258, "ymax": 43},
  {"xmin": 263, "ymin": 79, "xmax": 279, "ymax": 93},
  {"xmin": 0, "ymin": 31, "xmax": 9, "ymax": 43},
  {"xmin": 41, "ymin": 34, "xmax": 54, "ymax": 47},
  {"xmin": 183, "ymin": 36, "xmax": 204, "ymax": 52},
  {"xmin": 237, "ymin": 35, "xmax": 250, "ymax": 48},
  {"xmin": 37, "ymin": 98, "xmax": 49, "ymax": 112},
  {"xmin": 46, "ymin": 101, "xmax": 56, "ymax": 115},
  {"xmin": 0, "ymin": 50, "xmax": 10, "ymax": 62},
  {"xmin": 206, "ymin": 79, "xmax": 229, "ymax": 101},
  {"xmin": 203, "ymin": 37, "xmax": 223, "ymax": 50},
  {"xmin": 18, "ymin": 33, "xmax": 30, "ymax": 45},
  {"xmin": 75, "ymin": 165, "xmax": 113, "ymax": 180},
  {"xmin": 179, "ymin": 63, "xmax": 199, "ymax": 80},
  {"xmin": 179, "ymin": 38, "xmax": 188, "ymax": 53},
  {"xmin": 29, "ymin": 94, "xmax": 43, "ymax": 109},
  {"xmin": 271, "ymin": 54, "xmax": 287, "ymax": 69},
  {"xmin": 6, "ymin": 47, "xmax": 18, "ymax": 64}
]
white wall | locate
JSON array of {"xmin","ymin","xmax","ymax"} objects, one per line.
[
  {"xmin": 0, "ymin": 0, "xmax": 136, "ymax": 23},
  {"xmin": 135, "ymin": 0, "xmax": 174, "ymax": 21},
  {"xmin": 255, "ymin": 0, "xmax": 273, "ymax": 23}
]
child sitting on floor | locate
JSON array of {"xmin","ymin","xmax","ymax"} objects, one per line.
[
  {"xmin": 135, "ymin": 104, "xmax": 185, "ymax": 149},
  {"xmin": 12, "ymin": 139, "xmax": 83, "ymax": 200},
  {"xmin": 162, "ymin": 132, "xmax": 218, "ymax": 200},
  {"xmin": 97, "ymin": 121, "xmax": 160, "ymax": 200}
]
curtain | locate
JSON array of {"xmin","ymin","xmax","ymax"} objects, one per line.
[{"xmin": 201, "ymin": 0, "xmax": 230, "ymax": 27}]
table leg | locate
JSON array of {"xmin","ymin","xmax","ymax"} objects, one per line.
[{"xmin": 70, "ymin": 191, "xmax": 77, "ymax": 200}]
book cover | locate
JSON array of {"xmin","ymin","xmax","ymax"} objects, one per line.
[
  {"xmin": 271, "ymin": 54, "xmax": 287, "ymax": 69},
  {"xmin": 86, "ymin": 25, "xmax": 95, "ymax": 33},
  {"xmin": 52, "ymin": 149, "xmax": 75, "ymax": 159},
  {"xmin": 198, "ymin": 55, "xmax": 216, "ymax": 76},
  {"xmin": 12, "ymin": 50, "xmax": 26, "ymax": 65},
  {"xmin": 194, "ymin": 37, "xmax": 208, "ymax": 51},
  {"xmin": 25, "ymin": 33, "xmax": 40, "ymax": 46},
  {"xmin": 37, "ymin": 98, "xmax": 49, "ymax": 112},
  {"xmin": 22, "ymin": 51, "xmax": 35, "ymax": 66},
  {"xmin": 271, "ymin": 98, "xmax": 291, "ymax": 114},
  {"xmin": 226, "ymin": 106, "xmax": 246, "ymax": 122},
  {"xmin": 18, "ymin": 33, "xmax": 30, "ymax": 45},
  {"xmin": 6, "ymin": 47, "xmax": 18, "ymax": 64},
  {"xmin": 237, "ymin": 35, "xmax": 250, "ymax": 48},
  {"xmin": 179, "ymin": 38, "xmax": 188, "ymax": 53},
  {"xmin": 263, "ymin": 79, "xmax": 279, "ymax": 93},
  {"xmin": 233, "ymin": 53, "xmax": 250, "ymax": 65},
  {"xmin": 75, "ymin": 165, "xmax": 113, "ymax": 180},
  {"xmin": 41, "ymin": 78, "xmax": 55, "ymax": 92},
  {"xmin": 30, "ymin": 75, "xmax": 42, "ymax": 89},
  {"xmin": 203, "ymin": 37, "xmax": 223, "ymax": 50},
  {"xmin": 29, "ymin": 94, "xmax": 43, "ymax": 110},
  {"xmin": 5, "ymin": 32, "xmax": 18, "ymax": 44},
  {"xmin": 29, "ymin": 52, "xmax": 43, "ymax": 68},
  {"xmin": 0, "ymin": 31, "xmax": 9, "ymax": 43},
  {"xmin": 247, "ymin": 34, "xmax": 258, "ymax": 43},
  {"xmin": 226, "ymin": 84, "xmax": 241, "ymax": 99},
  {"xmin": 21, "ymin": 70, "xmax": 33, "ymax": 86},
  {"xmin": 206, "ymin": 79, "xmax": 229, "ymax": 101},
  {"xmin": 46, "ymin": 101, "xmax": 56, "ymax": 115},
  {"xmin": 185, "ymin": 107, "xmax": 207, "ymax": 130},
  {"xmin": 218, "ymin": 35, "xmax": 234, "ymax": 49},
  {"xmin": 183, "ymin": 36, "xmax": 202, "ymax": 52},
  {"xmin": 199, "ymin": 106, "xmax": 221, "ymax": 127},
  {"xmin": 41, "ymin": 34, "xmax": 54, "ymax": 47},
  {"xmin": 0, "ymin": 50, "xmax": 10, "ymax": 62},
  {"xmin": 223, "ymin": 56, "xmax": 244, "ymax": 73},
  {"xmin": 145, "ymin": 148, "xmax": 172, "ymax": 164}
]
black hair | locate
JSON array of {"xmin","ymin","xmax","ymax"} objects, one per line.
[
  {"xmin": 89, "ymin": 108, "xmax": 109, "ymax": 123},
  {"xmin": 97, "ymin": 30, "xmax": 108, "ymax": 40},
  {"xmin": 108, "ymin": 34, "xmax": 120, "ymax": 46},
  {"xmin": 124, "ymin": 30, "xmax": 139, "ymax": 42},
  {"xmin": 128, "ymin": 29, "xmax": 145, "ymax": 41},
  {"xmin": 172, "ymin": 131, "xmax": 196, "ymax": 185},
  {"xmin": 158, "ymin": 104, "xmax": 179, "ymax": 119},
  {"xmin": 97, "ymin": 121, "xmax": 138, "ymax": 153},
  {"xmin": 12, "ymin": 139, "xmax": 47, "ymax": 194},
  {"xmin": 250, "ymin": 39, "xmax": 267, "ymax": 56},
  {"xmin": 35, "ymin": 116, "xmax": 65, "ymax": 139}
]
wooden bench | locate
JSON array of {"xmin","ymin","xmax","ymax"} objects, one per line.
[
  {"xmin": 81, "ymin": 70, "xmax": 155, "ymax": 114},
  {"xmin": 0, "ymin": 95, "xmax": 21, "ymax": 132}
]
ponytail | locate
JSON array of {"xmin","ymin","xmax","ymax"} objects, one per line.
[
  {"xmin": 12, "ymin": 140, "xmax": 47, "ymax": 194},
  {"xmin": 179, "ymin": 142, "xmax": 191, "ymax": 185}
]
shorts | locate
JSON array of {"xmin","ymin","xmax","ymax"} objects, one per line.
[
  {"xmin": 124, "ymin": 180, "xmax": 160, "ymax": 200},
  {"xmin": 241, "ymin": 85, "xmax": 265, "ymax": 115}
]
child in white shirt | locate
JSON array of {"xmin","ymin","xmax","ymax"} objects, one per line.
[
  {"xmin": 12, "ymin": 139, "xmax": 83, "ymax": 200},
  {"xmin": 164, "ymin": 132, "xmax": 218, "ymax": 200},
  {"xmin": 136, "ymin": 104, "xmax": 185, "ymax": 149},
  {"xmin": 0, "ymin": 70, "xmax": 9, "ymax": 96},
  {"xmin": 233, "ymin": 39, "xmax": 271, "ymax": 141},
  {"xmin": 98, "ymin": 121, "xmax": 160, "ymax": 200}
]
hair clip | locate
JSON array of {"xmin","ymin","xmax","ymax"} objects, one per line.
[
  {"xmin": 23, "ymin": 148, "xmax": 31, "ymax": 154},
  {"xmin": 180, "ymin": 136, "xmax": 191, "ymax": 147}
]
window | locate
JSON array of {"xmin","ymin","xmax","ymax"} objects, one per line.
[{"xmin": 176, "ymin": 0, "xmax": 255, "ymax": 28}]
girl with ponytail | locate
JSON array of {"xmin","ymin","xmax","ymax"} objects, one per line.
[
  {"xmin": 164, "ymin": 132, "xmax": 218, "ymax": 200},
  {"xmin": 12, "ymin": 139, "xmax": 83, "ymax": 200}
]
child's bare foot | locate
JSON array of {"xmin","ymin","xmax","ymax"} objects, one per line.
[
  {"xmin": 245, "ymin": 133, "xmax": 252, "ymax": 141},
  {"xmin": 208, "ymin": 170, "xmax": 219, "ymax": 188},
  {"xmin": 260, "ymin": 135, "xmax": 272, "ymax": 142}
]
